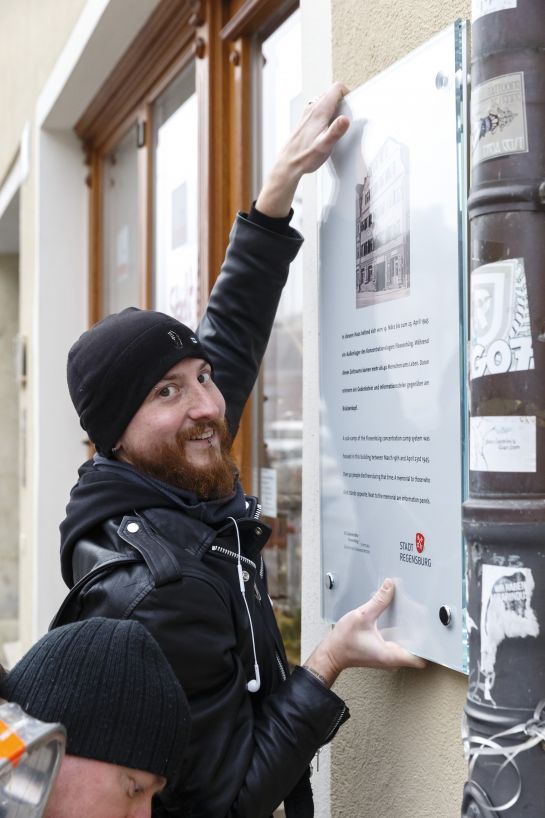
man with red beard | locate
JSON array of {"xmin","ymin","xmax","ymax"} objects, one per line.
[{"xmin": 55, "ymin": 84, "xmax": 424, "ymax": 818}]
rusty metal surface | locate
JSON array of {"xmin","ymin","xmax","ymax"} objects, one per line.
[{"xmin": 463, "ymin": 1, "xmax": 545, "ymax": 814}]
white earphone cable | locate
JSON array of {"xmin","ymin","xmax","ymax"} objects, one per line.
[{"xmin": 228, "ymin": 516, "xmax": 261, "ymax": 693}]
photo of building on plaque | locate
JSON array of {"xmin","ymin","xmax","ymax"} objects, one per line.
[{"xmin": 355, "ymin": 138, "xmax": 410, "ymax": 308}]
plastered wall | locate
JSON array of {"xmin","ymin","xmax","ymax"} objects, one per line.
[
  {"xmin": 0, "ymin": 0, "xmax": 88, "ymax": 181},
  {"xmin": 4, "ymin": 0, "xmax": 161, "ymax": 648},
  {"xmin": 0, "ymin": 254, "xmax": 19, "ymax": 653},
  {"xmin": 0, "ymin": 0, "xmax": 88, "ymax": 650},
  {"xmin": 332, "ymin": 0, "xmax": 470, "ymax": 88},
  {"xmin": 328, "ymin": 1, "xmax": 470, "ymax": 816}
]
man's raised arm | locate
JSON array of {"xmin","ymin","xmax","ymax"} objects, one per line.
[{"xmin": 197, "ymin": 83, "xmax": 350, "ymax": 436}]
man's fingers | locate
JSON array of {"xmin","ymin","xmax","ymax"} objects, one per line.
[
  {"xmin": 318, "ymin": 115, "xmax": 350, "ymax": 154},
  {"xmin": 310, "ymin": 82, "xmax": 349, "ymax": 121},
  {"xmin": 332, "ymin": 115, "xmax": 350, "ymax": 136},
  {"xmin": 383, "ymin": 642, "xmax": 427, "ymax": 671},
  {"xmin": 359, "ymin": 578, "xmax": 395, "ymax": 621},
  {"xmin": 324, "ymin": 81, "xmax": 350, "ymax": 102}
]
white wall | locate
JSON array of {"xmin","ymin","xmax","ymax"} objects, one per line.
[
  {"xmin": 23, "ymin": 0, "xmax": 162, "ymax": 642},
  {"xmin": 0, "ymin": 252, "xmax": 20, "ymax": 656},
  {"xmin": 0, "ymin": 0, "xmax": 88, "ymax": 184},
  {"xmin": 320, "ymin": 2, "xmax": 471, "ymax": 816},
  {"xmin": 300, "ymin": 0, "xmax": 333, "ymax": 815},
  {"xmin": 32, "ymin": 128, "xmax": 88, "ymax": 634}
]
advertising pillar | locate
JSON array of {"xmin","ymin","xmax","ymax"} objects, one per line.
[{"xmin": 462, "ymin": 1, "xmax": 545, "ymax": 815}]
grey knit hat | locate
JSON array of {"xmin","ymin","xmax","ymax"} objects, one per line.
[{"xmin": 0, "ymin": 618, "xmax": 191, "ymax": 784}]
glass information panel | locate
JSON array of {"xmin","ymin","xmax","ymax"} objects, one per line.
[{"xmin": 318, "ymin": 22, "xmax": 469, "ymax": 672}]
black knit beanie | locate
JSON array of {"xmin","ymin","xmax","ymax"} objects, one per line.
[
  {"xmin": 0, "ymin": 618, "xmax": 191, "ymax": 784},
  {"xmin": 67, "ymin": 307, "xmax": 212, "ymax": 455}
]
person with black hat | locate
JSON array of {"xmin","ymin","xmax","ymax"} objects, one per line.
[
  {"xmin": 54, "ymin": 83, "xmax": 424, "ymax": 818},
  {"xmin": 0, "ymin": 617, "xmax": 191, "ymax": 818}
]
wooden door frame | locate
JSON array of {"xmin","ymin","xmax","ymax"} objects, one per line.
[{"xmin": 219, "ymin": 0, "xmax": 298, "ymax": 488}]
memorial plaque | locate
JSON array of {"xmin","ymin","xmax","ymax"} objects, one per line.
[{"xmin": 318, "ymin": 23, "xmax": 469, "ymax": 671}]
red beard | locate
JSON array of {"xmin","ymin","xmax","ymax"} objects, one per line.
[{"xmin": 123, "ymin": 419, "xmax": 238, "ymax": 500}]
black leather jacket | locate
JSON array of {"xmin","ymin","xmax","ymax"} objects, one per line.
[{"xmin": 54, "ymin": 213, "xmax": 349, "ymax": 818}]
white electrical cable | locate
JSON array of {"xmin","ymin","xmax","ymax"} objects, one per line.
[{"xmin": 227, "ymin": 517, "xmax": 261, "ymax": 693}]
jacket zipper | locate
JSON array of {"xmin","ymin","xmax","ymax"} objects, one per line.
[
  {"xmin": 310, "ymin": 704, "xmax": 348, "ymax": 776},
  {"xmin": 275, "ymin": 652, "xmax": 287, "ymax": 682},
  {"xmin": 210, "ymin": 544, "xmax": 256, "ymax": 571},
  {"xmin": 211, "ymin": 543, "xmax": 286, "ymax": 685},
  {"xmin": 210, "ymin": 545, "xmax": 262, "ymax": 601},
  {"xmin": 324, "ymin": 705, "xmax": 347, "ymax": 744}
]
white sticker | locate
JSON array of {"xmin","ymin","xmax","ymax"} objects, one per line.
[
  {"xmin": 471, "ymin": 72, "xmax": 528, "ymax": 165},
  {"xmin": 480, "ymin": 564, "xmax": 538, "ymax": 702},
  {"xmin": 472, "ymin": 0, "xmax": 517, "ymax": 21},
  {"xmin": 470, "ymin": 416, "xmax": 536, "ymax": 472},
  {"xmin": 260, "ymin": 468, "xmax": 277, "ymax": 518},
  {"xmin": 471, "ymin": 258, "xmax": 534, "ymax": 380}
]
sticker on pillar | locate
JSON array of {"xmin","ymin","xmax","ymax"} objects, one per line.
[
  {"xmin": 470, "ymin": 416, "xmax": 536, "ymax": 472},
  {"xmin": 471, "ymin": 72, "xmax": 528, "ymax": 164},
  {"xmin": 479, "ymin": 565, "xmax": 538, "ymax": 703},
  {"xmin": 470, "ymin": 258, "xmax": 534, "ymax": 379},
  {"xmin": 472, "ymin": 0, "xmax": 517, "ymax": 22}
]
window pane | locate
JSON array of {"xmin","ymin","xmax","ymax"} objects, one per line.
[
  {"xmin": 153, "ymin": 62, "xmax": 199, "ymax": 328},
  {"xmin": 259, "ymin": 10, "xmax": 303, "ymax": 666},
  {"xmin": 102, "ymin": 127, "xmax": 140, "ymax": 315}
]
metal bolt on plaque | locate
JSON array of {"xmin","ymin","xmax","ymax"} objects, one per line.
[{"xmin": 439, "ymin": 605, "xmax": 452, "ymax": 627}]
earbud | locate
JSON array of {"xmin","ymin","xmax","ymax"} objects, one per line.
[{"xmin": 247, "ymin": 663, "xmax": 261, "ymax": 693}]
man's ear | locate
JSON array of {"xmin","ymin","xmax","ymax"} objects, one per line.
[{"xmin": 113, "ymin": 437, "xmax": 128, "ymax": 461}]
